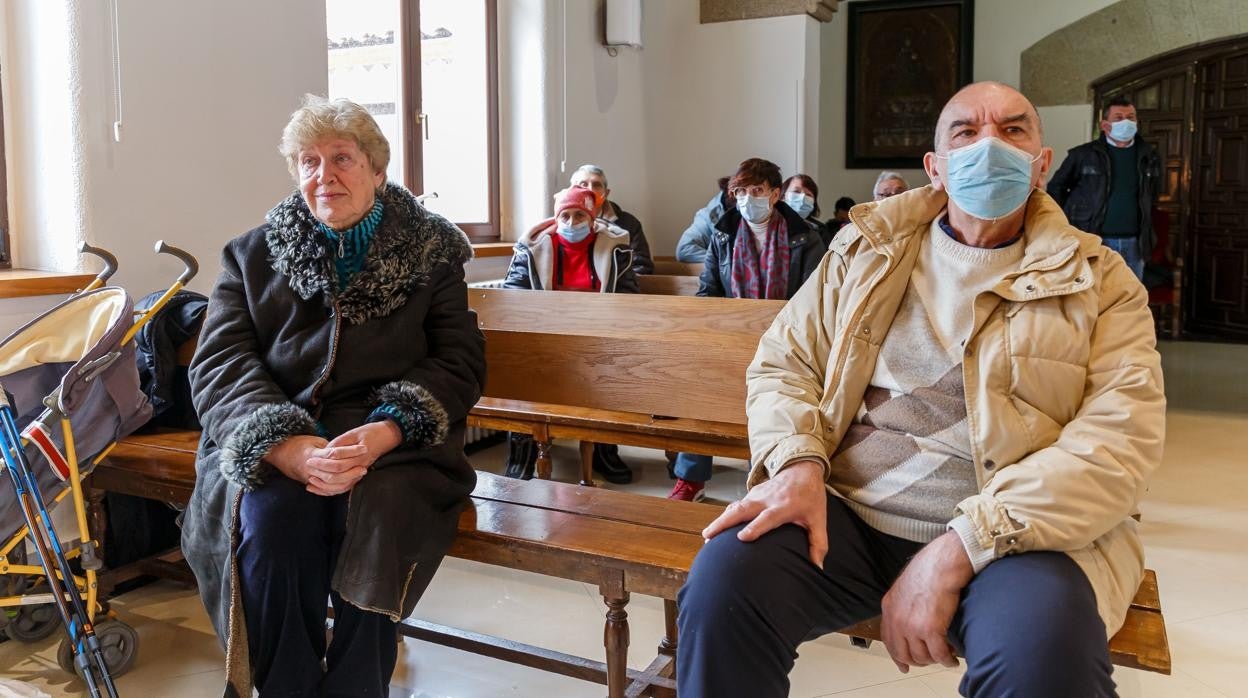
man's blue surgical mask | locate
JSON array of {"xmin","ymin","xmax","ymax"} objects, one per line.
[
  {"xmin": 557, "ymin": 220, "xmax": 592, "ymax": 243},
  {"xmin": 1108, "ymin": 119, "xmax": 1138, "ymax": 143},
  {"xmin": 737, "ymin": 194, "xmax": 773, "ymax": 224},
  {"xmin": 785, "ymin": 192, "xmax": 814, "ymax": 219},
  {"xmin": 937, "ymin": 137, "xmax": 1041, "ymax": 220}
]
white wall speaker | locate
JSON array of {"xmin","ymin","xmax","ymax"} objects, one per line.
[{"xmin": 605, "ymin": 0, "xmax": 643, "ymax": 50}]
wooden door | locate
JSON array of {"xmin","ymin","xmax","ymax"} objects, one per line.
[
  {"xmin": 1094, "ymin": 34, "xmax": 1248, "ymax": 342},
  {"xmin": 1188, "ymin": 46, "xmax": 1248, "ymax": 339}
]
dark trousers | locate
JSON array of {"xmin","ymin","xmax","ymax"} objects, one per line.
[
  {"xmin": 677, "ymin": 495, "xmax": 1116, "ymax": 697},
  {"xmin": 238, "ymin": 476, "xmax": 398, "ymax": 697}
]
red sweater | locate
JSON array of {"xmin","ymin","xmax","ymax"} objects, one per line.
[{"xmin": 552, "ymin": 231, "xmax": 600, "ymax": 291}]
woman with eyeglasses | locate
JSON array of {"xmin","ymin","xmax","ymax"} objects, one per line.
[
  {"xmin": 694, "ymin": 158, "xmax": 827, "ymax": 301},
  {"xmin": 670, "ymin": 159, "xmax": 827, "ymax": 503}
]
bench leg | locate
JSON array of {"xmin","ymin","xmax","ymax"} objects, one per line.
[
  {"xmin": 535, "ymin": 438, "xmax": 554, "ymax": 480},
  {"xmin": 579, "ymin": 441, "xmax": 596, "ymax": 487},
  {"xmin": 655, "ymin": 599, "xmax": 677, "ymax": 697},
  {"xmin": 603, "ymin": 592, "xmax": 631, "ymax": 698}
]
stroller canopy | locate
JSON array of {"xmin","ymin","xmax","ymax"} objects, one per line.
[{"xmin": 0, "ymin": 288, "xmax": 133, "ymax": 415}]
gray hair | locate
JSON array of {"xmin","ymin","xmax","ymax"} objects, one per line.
[
  {"xmin": 571, "ymin": 164, "xmax": 607, "ymax": 187},
  {"xmin": 874, "ymin": 171, "xmax": 908, "ymax": 191},
  {"xmin": 279, "ymin": 94, "xmax": 390, "ymax": 181}
]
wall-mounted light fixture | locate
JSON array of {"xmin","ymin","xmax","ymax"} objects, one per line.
[{"xmin": 604, "ymin": 0, "xmax": 642, "ymax": 56}]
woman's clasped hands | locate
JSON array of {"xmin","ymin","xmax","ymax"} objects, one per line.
[{"xmin": 265, "ymin": 420, "xmax": 403, "ymax": 496}]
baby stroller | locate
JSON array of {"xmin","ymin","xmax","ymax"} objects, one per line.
[{"xmin": 0, "ymin": 241, "xmax": 197, "ymax": 696}]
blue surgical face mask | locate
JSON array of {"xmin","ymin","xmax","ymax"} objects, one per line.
[
  {"xmin": 557, "ymin": 220, "xmax": 592, "ymax": 243},
  {"xmin": 937, "ymin": 137, "xmax": 1041, "ymax": 220},
  {"xmin": 1108, "ymin": 119, "xmax": 1137, "ymax": 143},
  {"xmin": 737, "ymin": 194, "xmax": 773, "ymax": 224},
  {"xmin": 785, "ymin": 192, "xmax": 814, "ymax": 218}
]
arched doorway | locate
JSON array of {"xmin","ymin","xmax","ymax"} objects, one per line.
[{"xmin": 1094, "ymin": 34, "xmax": 1248, "ymax": 342}]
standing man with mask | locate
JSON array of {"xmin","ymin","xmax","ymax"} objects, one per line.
[
  {"xmin": 668, "ymin": 158, "xmax": 827, "ymax": 503},
  {"xmin": 676, "ymin": 83, "xmax": 1163, "ymax": 697},
  {"xmin": 570, "ymin": 164, "xmax": 655, "ymax": 276},
  {"xmin": 1047, "ymin": 96, "xmax": 1161, "ymax": 280}
]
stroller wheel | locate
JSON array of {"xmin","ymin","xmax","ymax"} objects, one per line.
[
  {"xmin": 5, "ymin": 604, "xmax": 59, "ymax": 643},
  {"xmin": 57, "ymin": 619, "xmax": 139, "ymax": 679}
]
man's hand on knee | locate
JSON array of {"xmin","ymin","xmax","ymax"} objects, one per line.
[
  {"xmin": 880, "ymin": 531, "xmax": 974, "ymax": 673},
  {"xmin": 701, "ymin": 459, "xmax": 829, "ymax": 567}
]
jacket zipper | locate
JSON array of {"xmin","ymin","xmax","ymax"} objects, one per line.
[{"xmin": 309, "ymin": 300, "xmax": 343, "ymax": 411}]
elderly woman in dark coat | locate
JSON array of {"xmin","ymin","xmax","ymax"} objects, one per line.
[{"xmin": 181, "ymin": 95, "xmax": 485, "ymax": 697}]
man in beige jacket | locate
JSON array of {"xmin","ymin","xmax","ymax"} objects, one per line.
[{"xmin": 676, "ymin": 82, "xmax": 1164, "ymax": 697}]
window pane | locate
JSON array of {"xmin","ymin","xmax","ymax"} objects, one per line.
[
  {"xmin": 419, "ymin": 0, "xmax": 490, "ymax": 222},
  {"xmin": 326, "ymin": 0, "xmax": 404, "ymax": 186}
]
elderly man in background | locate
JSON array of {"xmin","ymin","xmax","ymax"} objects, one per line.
[
  {"xmin": 676, "ymin": 82, "xmax": 1163, "ymax": 698},
  {"xmin": 873, "ymin": 171, "xmax": 909, "ymax": 200},
  {"xmin": 570, "ymin": 164, "xmax": 654, "ymax": 276}
]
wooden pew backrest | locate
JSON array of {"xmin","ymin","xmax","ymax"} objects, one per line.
[
  {"xmin": 638, "ymin": 275, "xmax": 701, "ymax": 296},
  {"xmin": 652, "ymin": 260, "xmax": 703, "ymax": 276},
  {"xmin": 468, "ymin": 289, "xmax": 783, "ymax": 424}
]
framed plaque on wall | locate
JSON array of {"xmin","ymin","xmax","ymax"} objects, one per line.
[{"xmin": 846, "ymin": 0, "xmax": 974, "ymax": 169}]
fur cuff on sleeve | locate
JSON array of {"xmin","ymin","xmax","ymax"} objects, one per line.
[
  {"xmin": 369, "ymin": 381, "xmax": 449, "ymax": 450},
  {"xmin": 219, "ymin": 403, "xmax": 318, "ymax": 491}
]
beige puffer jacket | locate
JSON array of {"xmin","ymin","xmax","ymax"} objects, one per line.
[{"xmin": 745, "ymin": 185, "xmax": 1165, "ymax": 635}]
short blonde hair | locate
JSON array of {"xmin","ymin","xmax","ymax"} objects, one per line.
[{"xmin": 279, "ymin": 94, "xmax": 390, "ymax": 181}]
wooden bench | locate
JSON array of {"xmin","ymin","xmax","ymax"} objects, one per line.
[
  {"xmin": 466, "ymin": 289, "xmax": 783, "ymax": 484},
  {"xmin": 91, "ymin": 431, "xmax": 719, "ymax": 696},
  {"xmin": 637, "ymin": 275, "xmax": 701, "ymax": 296},
  {"xmin": 652, "ymin": 260, "xmax": 703, "ymax": 276},
  {"xmin": 90, "ymin": 430, "xmax": 1171, "ymax": 697}
]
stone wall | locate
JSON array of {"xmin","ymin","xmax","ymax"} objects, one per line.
[{"xmin": 1021, "ymin": 0, "xmax": 1248, "ymax": 106}]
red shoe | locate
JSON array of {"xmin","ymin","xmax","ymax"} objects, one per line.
[{"xmin": 667, "ymin": 478, "xmax": 706, "ymax": 502}]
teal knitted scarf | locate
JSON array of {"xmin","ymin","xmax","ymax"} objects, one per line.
[{"xmin": 318, "ymin": 198, "xmax": 384, "ymax": 291}]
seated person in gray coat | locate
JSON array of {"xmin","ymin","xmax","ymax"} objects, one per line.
[
  {"xmin": 501, "ymin": 186, "xmax": 638, "ymax": 484},
  {"xmin": 675, "ymin": 176, "xmax": 731, "ymax": 264},
  {"xmin": 182, "ymin": 95, "xmax": 485, "ymax": 697}
]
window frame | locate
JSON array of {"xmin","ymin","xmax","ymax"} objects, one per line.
[
  {"xmin": 399, "ymin": 0, "xmax": 500, "ymax": 242},
  {"xmin": 0, "ymin": 65, "xmax": 10, "ymax": 268}
]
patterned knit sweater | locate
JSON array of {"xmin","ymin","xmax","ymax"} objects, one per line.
[{"xmin": 827, "ymin": 214, "xmax": 1024, "ymax": 543}]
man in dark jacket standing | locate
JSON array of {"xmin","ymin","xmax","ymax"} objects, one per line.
[
  {"xmin": 1047, "ymin": 95, "xmax": 1161, "ymax": 280},
  {"xmin": 570, "ymin": 164, "xmax": 655, "ymax": 276}
]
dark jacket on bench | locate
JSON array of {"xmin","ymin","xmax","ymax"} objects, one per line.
[
  {"xmin": 181, "ymin": 183, "xmax": 485, "ymax": 695},
  {"xmin": 697, "ymin": 202, "xmax": 828, "ymax": 299}
]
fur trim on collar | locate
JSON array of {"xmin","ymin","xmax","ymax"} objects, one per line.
[{"xmin": 265, "ymin": 183, "xmax": 473, "ymax": 325}]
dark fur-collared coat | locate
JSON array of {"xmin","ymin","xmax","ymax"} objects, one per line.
[{"xmin": 180, "ymin": 182, "xmax": 485, "ymax": 696}]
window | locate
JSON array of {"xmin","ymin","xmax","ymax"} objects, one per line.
[{"xmin": 326, "ymin": 0, "xmax": 500, "ymax": 241}]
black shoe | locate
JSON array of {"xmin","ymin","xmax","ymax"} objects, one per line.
[
  {"xmin": 592, "ymin": 443, "xmax": 633, "ymax": 484},
  {"xmin": 504, "ymin": 433, "xmax": 536, "ymax": 480}
]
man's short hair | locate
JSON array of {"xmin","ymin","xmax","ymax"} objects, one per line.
[
  {"xmin": 572, "ymin": 164, "xmax": 607, "ymax": 188},
  {"xmin": 1102, "ymin": 95, "xmax": 1134, "ymax": 119},
  {"xmin": 834, "ymin": 196, "xmax": 855, "ymax": 212}
]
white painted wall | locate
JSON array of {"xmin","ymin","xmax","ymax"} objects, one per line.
[
  {"xmin": 512, "ymin": 0, "xmax": 820, "ymax": 256},
  {"xmin": 2, "ymin": 0, "xmax": 326, "ymax": 298},
  {"xmin": 817, "ymin": 0, "xmax": 1123, "ymax": 201}
]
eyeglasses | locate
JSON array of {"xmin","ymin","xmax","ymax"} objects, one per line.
[{"xmin": 729, "ymin": 185, "xmax": 772, "ymax": 199}]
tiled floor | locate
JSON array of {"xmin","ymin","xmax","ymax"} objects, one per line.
[{"xmin": 1, "ymin": 341, "xmax": 1246, "ymax": 697}]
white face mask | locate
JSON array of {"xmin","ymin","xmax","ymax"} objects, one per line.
[
  {"xmin": 1108, "ymin": 119, "xmax": 1138, "ymax": 143},
  {"xmin": 737, "ymin": 195, "xmax": 773, "ymax": 224},
  {"xmin": 936, "ymin": 136, "xmax": 1041, "ymax": 220},
  {"xmin": 557, "ymin": 220, "xmax": 592, "ymax": 243},
  {"xmin": 785, "ymin": 192, "xmax": 814, "ymax": 218}
]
